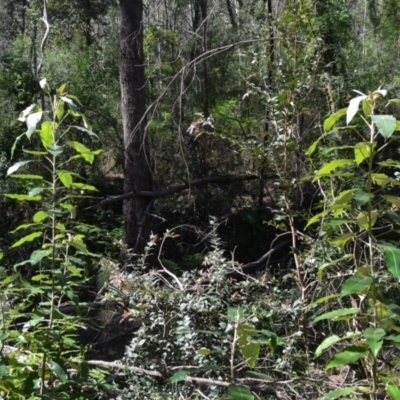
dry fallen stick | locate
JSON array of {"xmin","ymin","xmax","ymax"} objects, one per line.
[{"xmin": 87, "ymin": 360, "xmax": 286, "ymax": 399}]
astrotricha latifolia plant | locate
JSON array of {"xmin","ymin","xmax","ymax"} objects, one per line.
[
  {"xmin": 0, "ymin": 80, "xmax": 104, "ymax": 399},
  {"xmin": 307, "ymin": 89, "xmax": 400, "ymax": 399}
]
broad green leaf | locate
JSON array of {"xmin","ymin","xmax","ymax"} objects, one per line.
[
  {"xmin": 31, "ymin": 273, "xmax": 49, "ymax": 281},
  {"xmin": 371, "ymin": 115, "xmax": 396, "ymax": 139},
  {"xmin": 69, "ymin": 237, "xmax": 88, "ymax": 254},
  {"xmin": 10, "ymin": 134, "xmax": 23, "ymax": 159},
  {"xmin": 238, "ymin": 324, "xmax": 260, "ymax": 367},
  {"xmin": 381, "ymin": 243, "xmax": 400, "ymax": 279},
  {"xmin": 57, "ymin": 170, "xmax": 73, "ymax": 188},
  {"xmin": 71, "ymin": 182, "xmax": 97, "ymax": 191},
  {"xmin": 314, "ymin": 308, "xmax": 360, "ymax": 323},
  {"xmin": 397, "ymin": 121, "xmax": 400, "ymax": 131},
  {"xmin": 354, "ymin": 190, "xmax": 374, "ymax": 207},
  {"xmin": 50, "ymin": 358, "xmax": 68, "ymax": 383},
  {"xmin": 39, "ymin": 121, "xmax": 54, "ymax": 148},
  {"xmin": 26, "ymin": 111, "xmax": 43, "ymax": 139},
  {"xmin": 362, "ymin": 99, "xmax": 371, "ymax": 117},
  {"xmin": 229, "ymin": 384, "xmax": 254, "ymax": 400},
  {"xmin": 347, "ymin": 95, "xmax": 366, "ymax": 125},
  {"xmin": 323, "ymin": 108, "xmax": 347, "ymax": 132},
  {"xmin": 5, "ymin": 194, "xmax": 41, "ymax": 201},
  {"xmin": 60, "ymin": 203, "xmax": 76, "ymax": 218},
  {"xmin": 318, "ymin": 386, "xmax": 370, "ymax": 400},
  {"xmin": 228, "ymin": 307, "xmax": 244, "ymax": 322},
  {"xmin": 386, "ymin": 335, "xmax": 400, "ymax": 343},
  {"xmin": 0, "ymin": 272, "xmax": 19, "ymax": 285},
  {"xmin": 331, "ymin": 233, "xmax": 354, "ymax": 249},
  {"xmin": 67, "ymin": 265, "xmax": 82, "ymax": 277},
  {"xmin": 341, "ymin": 275, "xmax": 372, "ymax": 296},
  {"xmin": 56, "ymin": 100, "xmax": 65, "ymax": 121},
  {"xmin": 383, "ymin": 195, "xmax": 400, "ymax": 208},
  {"xmin": 168, "ymin": 369, "xmax": 188, "ymax": 383},
  {"xmin": 30, "ymin": 249, "xmax": 49, "ymax": 265},
  {"xmin": 306, "ymin": 206, "xmax": 346, "ymax": 227},
  {"xmin": 334, "ymin": 189, "xmax": 354, "ymax": 205},
  {"xmin": 373, "ymin": 173, "xmax": 390, "ymax": 188},
  {"xmin": 197, "ymin": 348, "xmax": 211, "ymax": 356},
  {"xmin": 314, "ymin": 159, "xmax": 354, "ymax": 179},
  {"xmin": 28, "ymin": 187, "xmax": 45, "ymax": 196},
  {"xmin": 311, "ymin": 294, "xmax": 341, "ymax": 305},
  {"xmin": 364, "ymin": 327, "xmax": 385, "ymax": 357},
  {"xmin": 315, "ymin": 335, "xmax": 340, "ymax": 357},
  {"xmin": 47, "ymin": 144, "xmax": 64, "ymax": 156},
  {"xmin": 356, "ymin": 210, "xmax": 378, "ymax": 230},
  {"xmin": 386, "ymin": 211, "xmax": 400, "ymax": 223},
  {"xmin": 57, "ymin": 83, "xmax": 67, "ymax": 95},
  {"xmin": 387, "ymin": 384, "xmax": 400, "ymax": 400},
  {"xmin": 354, "ymin": 142, "xmax": 372, "ymax": 165},
  {"xmin": 7, "ymin": 160, "xmax": 32, "ymax": 176},
  {"xmin": 11, "ymin": 232, "xmax": 42, "ymax": 248},
  {"xmin": 33, "ymin": 211, "xmax": 48, "ymax": 223},
  {"xmin": 326, "ymin": 346, "xmax": 368, "ymax": 370},
  {"xmin": 11, "ymin": 223, "xmax": 38, "ymax": 233},
  {"xmin": 9, "ymin": 174, "xmax": 43, "ymax": 180}
]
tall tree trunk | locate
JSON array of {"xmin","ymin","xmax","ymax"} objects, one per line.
[{"xmin": 119, "ymin": 0, "xmax": 152, "ymax": 253}]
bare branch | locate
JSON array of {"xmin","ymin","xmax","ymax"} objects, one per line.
[{"xmin": 85, "ymin": 174, "xmax": 258, "ymax": 210}]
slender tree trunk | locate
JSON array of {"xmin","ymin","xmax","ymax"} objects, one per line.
[{"xmin": 119, "ymin": 0, "xmax": 152, "ymax": 253}]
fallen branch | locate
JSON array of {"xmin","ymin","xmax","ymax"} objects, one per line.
[
  {"xmin": 85, "ymin": 174, "xmax": 258, "ymax": 210},
  {"xmin": 87, "ymin": 360, "xmax": 285, "ymax": 398}
]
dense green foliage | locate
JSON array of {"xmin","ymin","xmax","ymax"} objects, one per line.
[{"xmin": 2, "ymin": 1, "xmax": 400, "ymax": 399}]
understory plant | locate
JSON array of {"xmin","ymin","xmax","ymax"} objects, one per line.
[
  {"xmin": 0, "ymin": 80, "xmax": 105, "ymax": 399},
  {"xmin": 308, "ymin": 88, "xmax": 400, "ymax": 399}
]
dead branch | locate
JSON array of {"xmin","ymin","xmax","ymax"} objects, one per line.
[
  {"xmin": 85, "ymin": 174, "xmax": 258, "ymax": 210},
  {"xmin": 87, "ymin": 360, "xmax": 285, "ymax": 398}
]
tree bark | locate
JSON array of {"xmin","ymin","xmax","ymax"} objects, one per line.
[{"xmin": 119, "ymin": 0, "xmax": 152, "ymax": 252}]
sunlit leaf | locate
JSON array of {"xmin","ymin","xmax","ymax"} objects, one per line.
[
  {"xmin": 5, "ymin": 194, "xmax": 41, "ymax": 201},
  {"xmin": 314, "ymin": 308, "xmax": 360, "ymax": 323},
  {"xmin": 323, "ymin": 109, "xmax": 347, "ymax": 132},
  {"xmin": 7, "ymin": 160, "xmax": 32, "ymax": 176},
  {"xmin": 364, "ymin": 327, "xmax": 385, "ymax": 357},
  {"xmin": 326, "ymin": 346, "xmax": 368, "ymax": 370},
  {"xmin": 341, "ymin": 275, "xmax": 372, "ymax": 296},
  {"xmin": 33, "ymin": 211, "xmax": 48, "ymax": 223},
  {"xmin": 372, "ymin": 173, "xmax": 390, "ymax": 188},
  {"xmin": 354, "ymin": 142, "xmax": 372, "ymax": 165},
  {"xmin": 371, "ymin": 115, "xmax": 396, "ymax": 140},
  {"xmin": 314, "ymin": 159, "xmax": 354, "ymax": 179},
  {"xmin": 71, "ymin": 182, "xmax": 97, "ymax": 191},
  {"xmin": 11, "ymin": 232, "xmax": 42, "ymax": 248},
  {"xmin": 356, "ymin": 210, "xmax": 378, "ymax": 230},
  {"xmin": 383, "ymin": 195, "xmax": 400, "ymax": 208},
  {"xmin": 9, "ymin": 174, "xmax": 43, "ymax": 180},
  {"xmin": 347, "ymin": 95, "xmax": 366, "ymax": 125},
  {"xmin": 386, "ymin": 384, "xmax": 400, "ymax": 400},
  {"xmin": 39, "ymin": 78, "xmax": 51, "ymax": 94},
  {"xmin": 57, "ymin": 170, "xmax": 73, "ymax": 188},
  {"xmin": 362, "ymin": 99, "xmax": 371, "ymax": 117},
  {"xmin": 331, "ymin": 233, "xmax": 355, "ymax": 249},
  {"xmin": 39, "ymin": 121, "xmax": 54, "ymax": 148},
  {"xmin": 381, "ymin": 243, "xmax": 400, "ymax": 279},
  {"xmin": 318, "ymin": 386, "xmax": 370, "ymax": 400},
  {"xmin": 26, "ymin": 111, "xmax": 43, "ymax": 139},
  {"xmin": 315, "ymin": 335, "xmax": 340, "ymax": 357}
]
